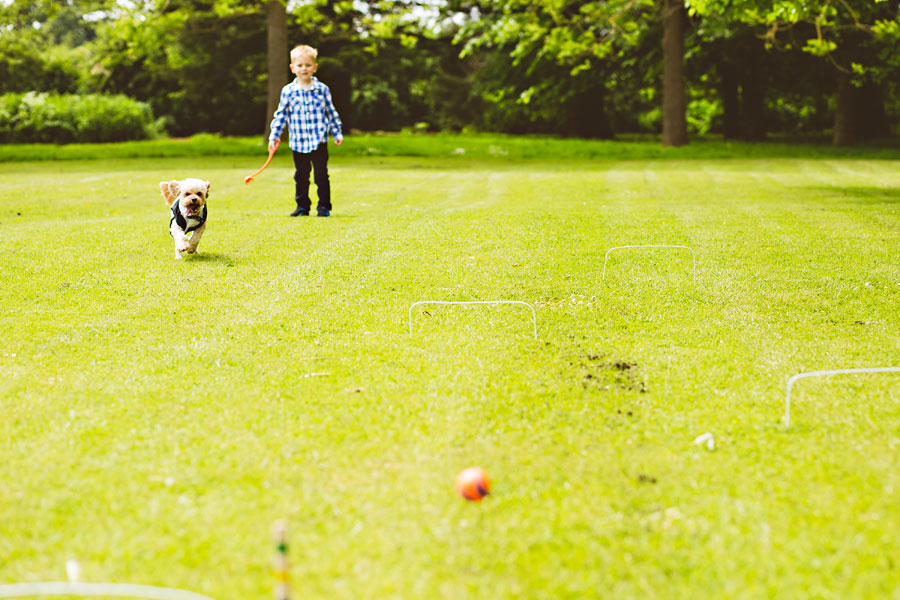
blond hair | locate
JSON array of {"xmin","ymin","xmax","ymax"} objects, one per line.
[{"xmin": 290, "ymin": 45, "xmax": 318, "ymax": 62}]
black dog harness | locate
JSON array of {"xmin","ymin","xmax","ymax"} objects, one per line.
[{"xmin": 169, "ymin": 200, "xmax": 208, "ymax": 236}]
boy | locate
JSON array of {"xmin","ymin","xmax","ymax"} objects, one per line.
[{"xmin": 268, "ymin": 44, "xmax": 343, "ymax": 217}]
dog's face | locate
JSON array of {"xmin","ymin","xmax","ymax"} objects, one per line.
[{"xmin": 160, "ymin": 178, "xmax": 211, "ymax": 216}]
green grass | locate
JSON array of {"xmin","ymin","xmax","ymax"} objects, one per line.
[
  {"xmin": 2, "ymin": 149, "xmax": 900, "ymax": 599},
  {"xmin": 1, "ymin": 131, "xmax": 899, "ymax": 162}
]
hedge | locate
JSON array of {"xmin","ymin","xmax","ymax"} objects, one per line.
[{"xmin": 0, "ymin": 92, "xmax": 161, "ymax": 143}]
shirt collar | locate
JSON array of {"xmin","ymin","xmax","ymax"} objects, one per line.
[{"xmin": 293, "ymin": 76, "xmax": 319, "ymax": 90}]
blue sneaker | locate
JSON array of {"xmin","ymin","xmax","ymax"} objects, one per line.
[{"xmin": 317, "ymin": 210, "xmax": 330, "ymax": 217}]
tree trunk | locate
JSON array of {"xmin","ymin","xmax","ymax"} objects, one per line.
[
  {"xmin": 855, "ymin": 81, "xmax": 887, "ymax": 141},
  {"xmin": 719, "ymin": 61, "xmax": 740, "ymax": 140},
  {"xmin": 739, "ymin": 72, "xmax": 766, "ymax": 141},
  {"xmin": 832, "ymin": 73, "xmax": 855, "ymax": 146},
  {"xmin": 265, "ymin": 0, "xmax": 288, "ymax": 140},
  {"xmin": 661, "ymin": 0, "xmax": 688, "ymax": 147},
  {"xmin": 740, "ymin": 86, "xmax": 766, "ymax": 141},
  {"xmin": 738, "ymin": 40, "xmax": 766, "ymax": 141},
  {"xmin": 568, "ymin": 80, "xmax": 615, "ymax": 139}
]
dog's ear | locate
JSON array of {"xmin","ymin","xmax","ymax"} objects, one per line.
[
  {"xmin": 160, "ymin": 180, "xmax": 180, "ymax": 207},
  {"xmin": 204, "ymin": 181, "xmax": 211, "ymax": 196}
]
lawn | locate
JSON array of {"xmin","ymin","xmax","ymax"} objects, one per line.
[{"xmin": 2, "ymin": 144, "xmax": 900, "ymax": 599}]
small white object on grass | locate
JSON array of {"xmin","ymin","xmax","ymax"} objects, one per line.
[
  {"xmin": 65, "ymin": 559, "xmax": 80, "ymax": 582},
  {"xmin": 692, "ymin": 432, "xmax": 715, "ymax": 451}
]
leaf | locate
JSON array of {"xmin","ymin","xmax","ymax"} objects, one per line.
[
  {"xmin": 803, "ymin": 38, "xmax": 837, "ymax": 57},
  {"xmin": 872, "ymin": 19, "xmax": 900, "ymax": 39}
]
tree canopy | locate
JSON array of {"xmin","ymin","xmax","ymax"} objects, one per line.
[{"xmin": 0, "ymin": 0, "xmax": 898, "ymax": 144}]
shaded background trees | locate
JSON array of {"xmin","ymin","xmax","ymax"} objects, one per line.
[{"xmin": 0, "ymin": 0, "xmax": 898, "ymax": 145}]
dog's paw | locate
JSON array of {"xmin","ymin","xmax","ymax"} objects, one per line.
[
  {"xmin": 175, "ymin": 241, "xmax": 189, "ymax": 252},
  {"xmin": 174, "ymin": 251, "xmax": 183, "ymax": 260}
]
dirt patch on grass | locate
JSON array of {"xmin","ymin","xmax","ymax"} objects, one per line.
[{"xmin": 575, "ymin": 353, "xmax": 647, "ymax": 392}]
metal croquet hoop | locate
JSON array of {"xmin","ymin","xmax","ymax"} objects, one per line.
[
  {"xmin": 408, "ymin": 300, "xmax": 538, "ymax": 339},
  {"xmin": 601, "ymin": 245, "xmax": 696, "ymax": 284},
  {"xmin": 783, "ymin": 366, "xmax": 900, "ymax": 427},
  {"xmin": 0, "ymin": 583, "xmax": 216, "ymax": 600}
]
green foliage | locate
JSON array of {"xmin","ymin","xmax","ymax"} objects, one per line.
[
  {"xmin": 87, "ymin": 8, "xmax": 265, "ymax": 137},
  {"xmin": 637, "ymin": 105, "xmax": 663, "ymax": 132},
  {"xmin": 0, "ymin": 31, "xmax": 45, "ymax": 94},
  {"xmin": 77, "ymin": 0, "xmax": 465, "ymax": 135},
  {"xmin": 351, "ymin": 80, "xmax": 409, "ymax": 130},
  {"xmin": 0, "ymin": 0, "xmax": 898, "ymax": 140},
  {"xmin": 452, "ymin": 0, "xmax": 658, "ymax": 137},
  {"xmin": 457, "ymin": 0, "xmax": 653, "ymax": 66},
  {"xmin": 804, "ymin": 37, "xmax": 838, "ymax": 57},
  {"xmin": 768, "ymin": 95, "xmax": 833, "ymax": 134},
  {"xmin": 0, "ymin": 30, "xmax": 83, "ymax": 95},
  {"xmin": 686, "ymin": 98, "xmax": 720, "ymax": 135},
  {"xmin": 0, "ymin": 92, "xmax": 161, "ymax": 143},
  {"xmin": 691, "ymin": 0, "xmax": 900, "ymax": 83},
  {"xmin": 872, "ymin": 18, "xmax": 900, "ymax": 38},
  {"xmin": 335, "ymin": 39, "xmax": 429, "ymax": 131}
]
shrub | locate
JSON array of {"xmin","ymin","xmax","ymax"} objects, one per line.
[
  {"xmin": 0, "ymin": 32, "xmax": 83, "ymax": 95},
  {"xmin": 0, "ymin": 92, "xmax": 160, "ymax": 143},
  {"xmin": 686, "ymin": 98, "xmax": 721, "ymax": 136}
]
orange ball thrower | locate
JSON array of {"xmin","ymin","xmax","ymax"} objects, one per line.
[{"xmin": 245, "ymin": 139, "xmax": 279, "ymax": 184}]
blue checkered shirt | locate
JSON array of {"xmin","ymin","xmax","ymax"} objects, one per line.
[{"xmin": 268, "ymin": 77, "xmax": 343, "ymax": 153}]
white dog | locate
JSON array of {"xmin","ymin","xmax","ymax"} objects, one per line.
[{"xmin": 160, "ymin": 178, "xmax": 210, "ymax": 259}]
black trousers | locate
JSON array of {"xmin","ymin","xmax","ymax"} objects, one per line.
[{"xmin": 293, "ymin": 142, "xmax": 331, "ymax": 212}]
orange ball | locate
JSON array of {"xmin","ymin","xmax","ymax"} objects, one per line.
[{"xmin": 455, "ymin": 467, "xmax": 490, "ymax": 501}]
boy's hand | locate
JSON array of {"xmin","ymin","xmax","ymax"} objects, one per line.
[
  {"xmin": 335, "ymin": 137, "xmax": 343, "ymax": 146},
  {"xmin": 268, "ymin": 139, "xmax": 280, "ymax": 153}
]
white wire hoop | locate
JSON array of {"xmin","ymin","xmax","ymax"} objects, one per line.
[
  {"xmin": 601, "ymin": 245, "xmax": 696, "ymax": 284},
  {"xmin": 0, "ymin": 582, "xmax": 215, "ymax": 600},
  {"xmin": 408, "ymin": 300, "xmax": 538, "ymax": 339},
  {"xmin": 783, "ymin": 367, "xmax": 900, "ymax": 427}
]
